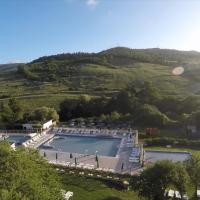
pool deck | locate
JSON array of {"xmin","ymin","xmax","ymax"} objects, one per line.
[
  {"xmin": 38, "ymin": 128, "xmax": 141, "ymax": 174},
  {"xmin": 1, "ymin": 128, "xmax": 141, "ymax": 174}
]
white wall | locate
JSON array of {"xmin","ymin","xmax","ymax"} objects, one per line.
[{"xmin": 42, "ymin": 120, "xmax": 53, "ymax": 130}]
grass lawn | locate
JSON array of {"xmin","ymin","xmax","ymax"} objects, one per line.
[{"xmin": 60, "ymin": 173, "xmax": 144, "ymax": 200}]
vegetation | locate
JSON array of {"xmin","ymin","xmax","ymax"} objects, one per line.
[
  {"xmin": 0, "ymin": 98, "xmax": 59, "ymax": 128},
  {"xmin": 131, "ymin": 155, "xmax": 200, "ymax": 200},
  {"xmin": 61, "ymin": 171, "xmax": 142, "ymax": 200},
  {"xmin": 1, "ymin": 77, "xmax": 200, "ymax": 131},
  {"xmin": 2, "ymin": 47, "xmax": 200, "ymax": 110},
  {"xmin": 0, "ymin": 142, "xmax": 62, "ymax": 200}
]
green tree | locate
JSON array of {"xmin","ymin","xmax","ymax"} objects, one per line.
[
  {"xmin": 135, "ymin": 104, "xmax": 171, "ymax": 127},
  {"xmin": 34, "ymin": 107, "xmax": 59, "ymax": 122},
  {"xmin": 135, "ymin": 160, "xmax": 174, "ymax": 200},
  {"xmin": 110, "ymin": 111, "xmax": 121, "ymax": 121},
  {"xmin": 0, "ymin": 142, "xmax": 63, "ymax": 200},
  {"xmin": 8, "ymin": 98, "xmax": 24, "ymax": 122},
  {"xmin": 188, "ymin": 110, "xmax": 200, "ymax": 128},
  {"xmin": 0, "ymin": 99, "xmax": 24, "ymax": 124},
  {"xmin": 171, "ymin": 162, "xmax": 189, "ymax": 199},
  {"xmin": 186, "ymin": 154, "xmax": 200, "ymax": 197},
  {"xmin": 137, "ymin": 81, "xmax": 160, "ymax": 105}
]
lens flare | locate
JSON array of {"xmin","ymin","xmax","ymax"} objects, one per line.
[{"xmin": 172, "ymin": 66, "xmax": 184, "ymax": 76}]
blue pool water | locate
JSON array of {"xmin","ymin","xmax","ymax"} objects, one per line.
[
  {"xmin": 40, "ymin": 135, "xmax": 121, "ymax": 157},
  {"xmin": 6, "ymin": 135, "xmax": 31, "ymax": 144},
  {"xmin": 145, "ymin": 150, "xmax": 191, "ymax": 163}
]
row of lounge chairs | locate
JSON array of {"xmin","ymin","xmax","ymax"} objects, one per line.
[
  {"xmin": 129, "ymin": 147, "xmax": 140, "ymax": 163},
  {"xmin": 164, "ymin": 189, "xmax": 189, "ymax": 199},
  {"xmin": 53, "ymin": 128, "xmax": 133, "ymax": 137},
  {"xmin": 0, "ymin": 135, "xmax": 8, "ymax": 140},
  {"xmin": 22, "ymin": 132, "xmax": 47, "ymax": 147}
]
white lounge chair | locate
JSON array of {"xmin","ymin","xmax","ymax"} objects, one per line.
[{"xmin": 64, "ymin": 191, "xmax": 73, "ymax": 200}]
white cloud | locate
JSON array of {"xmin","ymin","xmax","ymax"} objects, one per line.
[{"xmin": 86, "ymin": 0, "xmax": 99, "ymax": 8}]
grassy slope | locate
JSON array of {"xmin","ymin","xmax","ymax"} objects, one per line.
[
  {"xmin": 61, "ymin": 173, "xmax": 144, "ymax": 200},
  {"xmin": 1, "ymin": 48, "xmax": 200, "ymax": 109}
]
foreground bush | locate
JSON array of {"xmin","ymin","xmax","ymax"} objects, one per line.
[{"xmin": 0, "ymin": 142, "xmax": 63, "ymax": 200}]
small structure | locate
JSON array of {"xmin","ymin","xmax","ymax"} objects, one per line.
[
  {"xmin": 146, "ymin": 128, "xmax": 158, "ymax": 137},
  {"xmin": 23, "ymin": 120, "xmax": 54, "ymax": 131},
  {"xmin": 42, "ymin": 120, "xmax": 53, "ymax": 130}
]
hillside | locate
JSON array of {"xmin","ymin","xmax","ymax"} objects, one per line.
[
  {"xmin": 1, "ymin": 47, "xmax": 200, "ymax": 108},
  {"xmin": 0, "ymin": 63, "xmax": 19, "ymax": 73}
]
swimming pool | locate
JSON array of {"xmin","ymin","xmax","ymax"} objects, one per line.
[
  {"xmin": 40, "ymin": 135, "xmax": 122, "ymax": 157},
  {"xmin": 145, "ymin": 150, "xmax": 191, "ymax": 163},
  {"xmin": 6, "ymin": 135, "xmax": 31, "ymax": 144}
]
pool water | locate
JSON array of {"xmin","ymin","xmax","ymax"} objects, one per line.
[
  {"xmin": 6, "ymin": 135, "xmax": 31, "ymax": 144},
  {"xmin": 145, "ymin": 150, "xmax": 191, "ymax": 163},
  {"xmin": 40, "ymin": 135, "xmax": 121, "ymax": 157}
]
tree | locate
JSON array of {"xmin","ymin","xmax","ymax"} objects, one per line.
[
  {"xmin": 135, "ymin": 104, "xmax": 171, "ymax": 127},
  {"xmin": 188, "ymin": 111, "xmax": 200, "ymax": 129},
  {"xmin": 180, "ymin": 96, "xmax": 200, "ymax": 114},
  {"xmin": 107, "ymin": 90, "xmax": 137, "ymax": 114},
  {"xmin": 0, "ymin": 99, "xmax": 24, "ymax": 124},
  {"xmin": 135, "ymin": 160, "xmax": 174, "ymax": 200},
  {"xmin": 171, "ymin": 162, "xmax": 189, "ymax": 199},
  {"xmin": 8, "ymin": 98, "xmax": 24, "ymax": 122},
  {"xmin": 137, "ymin": 81, "xmax": 160, "ymax": 105},
  {"xmin": 110, "ymin": 111, "xmax": 121, "ymax": 121},
  {"xmin": 0, "ymin": 142, "xmax": 63, "ymax": 200},
  {"xmin": 33, "ymin": 107, "xmax": 59, "ymax": 122},
  {"xmin": 186, "ymin": 154, "xmax": 200, "ymax": 197}
]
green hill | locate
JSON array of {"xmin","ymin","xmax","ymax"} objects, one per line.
[
  {"xmin": 0, "ymin": 63, "xmax": 19, "ymax": 73},
  {"xmin": 1, "ymin": 47, "xmax": 200, "ymax": 108}
]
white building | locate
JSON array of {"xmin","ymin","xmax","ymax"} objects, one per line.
[
  {"xmin": 23, "ymin": 120, "xmax": 53, "ymax": 130},
  {"xmin": 42, "ymin": 120, "xmax": 53, "ymax": 130}
]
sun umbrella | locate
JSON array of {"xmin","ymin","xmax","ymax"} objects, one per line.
[
  {"xmin": 56, "ymin": 153, "xmax": 58, "ymax": 161},
  {"xmin": 95, "ymin": 155, "xmax": 99, "ymax": 168},
  {"xmin": 121, "ymin": 163, "xmax": 124, "ymax": 171}
]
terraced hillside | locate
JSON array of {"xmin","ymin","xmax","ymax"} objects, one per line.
[{"xmin": 1, "ymin": 47, "xmax": 200, "ymax": 108}]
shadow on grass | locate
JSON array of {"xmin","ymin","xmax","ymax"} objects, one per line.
[{"xmin": 102, "ymin": 197, "xmax": 122, "ymax": 200}]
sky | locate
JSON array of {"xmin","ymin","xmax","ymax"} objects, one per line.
[{"xmin": 1, "ymin": 0, "xmax": 200, "ymax": 63}]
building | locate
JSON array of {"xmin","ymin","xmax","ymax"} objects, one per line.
[{"xmin": 23, "ymin": 120, "xmax": 54, "ymax": 130}]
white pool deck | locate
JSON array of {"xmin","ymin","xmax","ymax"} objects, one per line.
[{"xmin": 37, "ymin": 128, "xmax": 141, "ymax": 174}]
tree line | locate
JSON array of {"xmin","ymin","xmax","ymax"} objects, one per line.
[
  {"xmin": 1, "ymin": 81, "xmax": 200, "ymax": 130},
  {"xmin": 59, "ymin": 81, "xmax": 200, "ymax": 129},
  {"xmin": 0, "ymin": 98, "xmax": 59, "ymax": 128}
]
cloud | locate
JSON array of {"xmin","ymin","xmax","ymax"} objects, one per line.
[{"xmin": 86, "ymin": 0, "xmax": 99, "ymax": 8}]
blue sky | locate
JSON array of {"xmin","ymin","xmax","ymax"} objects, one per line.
[{"xmin": 1, "ymin": 0, "xmax": 200, "ymax": 63}]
